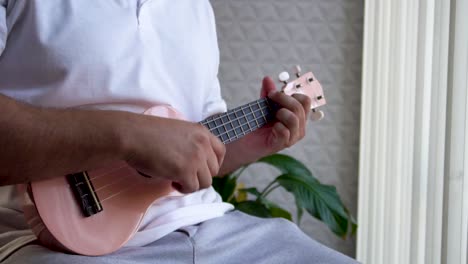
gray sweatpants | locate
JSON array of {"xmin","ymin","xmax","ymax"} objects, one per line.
[{"xmin": 4, "ymin": 211, "xmax": 358, "ymax": 264}]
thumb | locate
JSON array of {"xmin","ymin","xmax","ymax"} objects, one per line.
[{"xmin": 260, "ymin": 76, "xmax": 277, "ymax": 98}]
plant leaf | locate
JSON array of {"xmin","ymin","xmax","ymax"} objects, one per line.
[
  {"xmin": 239, "ymin": 187, "xmax": 262, "ymax": 198},
  {"xmin": 348, "ymin": 211, "xmax": 358, "ymax": 236},
  {"xmin": 258, "ymin": 154, "xmax": 319, "ymax": 183},
  {"xmin": 351, "ymin": 222, "xmax": 358, "ymax": 236},
  {"xmin": 295, "ymin": 200, "xmax": 304, "ymax": 225},
  {"xmin": 276, "ymin": 173, "xmax": 351, "ymax": 237},
  {"xmin": 236, "ymin": 201, "xmax": 271, "ymax": 218},
  {"xmin": 212, "ymin": 174, "xmax": 237, "ymax": 202},
  {"xmin": 264, "ymin": 201, "xmax": 293, "ymax": 221}
]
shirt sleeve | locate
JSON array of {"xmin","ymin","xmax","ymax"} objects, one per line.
[
  {"xmin": 202, "ymin": 77, "xmax": 228, "ymax": 119},
  {"xmin": 201, "ymin": 0, "xmax": 228, "ymax": 119},
  {"xmin": 0, "ymin": 0, "xmax": 7, "ymax": 56}
]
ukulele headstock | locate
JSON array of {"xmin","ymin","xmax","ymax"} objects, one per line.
[{"xmin": 279, "ymin": 65, "xmax": 326, "ymax": 121}]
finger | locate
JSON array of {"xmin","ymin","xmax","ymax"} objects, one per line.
[
  {"xmin": 269, "ymin": 92, "xmax": 305, "ymax": 138},
  {"xmin": 268, "ymin": 92, "xmax": 306, "ymax": 121},
  {"xmin": 270, "ymin": 122, "xmax": 290, "ymax": 148},
  {"xmin": 198, "ymin": 165, "xmax": 213, "ymax": 189},
  {"xmin": 292, "ymin": 94, "xmax": 312, "ymax": 119},
  {"xmin": 260, "ymin": 76, "xmax": 277, "ymax": 98},
  {"xmin": 275, "ymin": 108, "xmax": 300, "ymax": 145},
  {"xmin": 206, "ymin": 145, "xmax": 221, "ymax": 176},
  {"xmin": 172, "ymin": 182, "xmax": 183, "ymax": 192},
  {"xmin": 210, "ymin": 135, "xmax": 226, "ymax": 168},
  {"xmin": 174, "ymin": 174, "xmax": 200, "ymax": 194}
]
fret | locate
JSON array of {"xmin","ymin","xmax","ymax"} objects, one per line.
[
  {"xmin": 220, "ymin": 133, "xmax": 229, "ymax": 143},
  {"xmin": 207, "ymin": 120, "xmax": 215, "ymax": 130},
  {"xmin": 237, "ymin": 108, "xmax": 246, "ymax": 136},
  {"xmin": 258, "ymin": 99, "xmax": 271, "ymax": 126},
  {"xmin": 239, "ymin": 107, "xmax": 248, "ymax": 130},
  {"xmin": 242, "ymin": 106, "xmax": 251, "ymax": 132},
  {"xmin": 253, "ymin": 108, "xmax": 264, "ymax": 120},
  {"xmin": 232, "ymin": 117, "xmax": 240, "ymax": 129},
  {"xmin": 246, "ymin": 105, "xmax": 257, "ymax": 130},
  {"xmin": 218, "ymin": 124, "xmax": 226, "ymax": 135},
  {"xmin": 251, "ymin": 101, "xmax": 260, "ymax": 111},
  {"xmin": 227, "ymin": 130, "xmax": 236, "ymax": 142},
  {"xmin": 226, "ymin": 111, "xmax": 236, "ymax": 142},
  {"xmin": 248, "ymin": 103, "xmax": 260, "ymax": 129},
  {"xmin": 214, "ymin": 118, "xmax": 220, "ymax": 126},
  {"xmin": 229, "ymin": 108, "xmax": 241, "ymax": 141},
  {"xmin": 249, "ymin": 103, "xmax": 260, "ymax": 128},
  {"xmin": 225, "ymin": 120, "xmax": 233, "ymax": 131},
  {"xmin": 234, "ymin": 126, "xmax": 243, "ymax": 139},
  {"xmin": 255, "ymin": 100, "xmax": 266, "ymax": 123}
]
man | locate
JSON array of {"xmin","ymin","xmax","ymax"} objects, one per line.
[{"xmin": 0, "ymin": 0, "xmax": 357, "ymax": 263}]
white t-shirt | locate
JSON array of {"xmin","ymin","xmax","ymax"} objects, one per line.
[{"xmin": 0, "ymin": 0, "xmax": 233, "ymax": 259}]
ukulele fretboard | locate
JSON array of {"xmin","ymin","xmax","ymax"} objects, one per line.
[{"xmin": 200, "ymin": 98, "xmax": 277, "ymax": 144}]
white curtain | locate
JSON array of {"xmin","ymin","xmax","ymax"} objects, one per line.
[{"xmin": 357, "ymin": 0, "xmax": 468, "ymax": 263}]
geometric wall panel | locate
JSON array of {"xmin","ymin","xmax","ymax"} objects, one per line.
[{"xmin": 211, "ymin": 0, "xmax": 363, "ymax": 257}]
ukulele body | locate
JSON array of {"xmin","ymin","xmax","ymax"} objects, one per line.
[{"xmin": 20, "ymin": 105, "xmax": 181, "ymax": 256}]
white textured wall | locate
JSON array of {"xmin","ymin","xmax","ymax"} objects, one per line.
[{"xmin": 211, "ymin": 0, "xmax": 363, "ymax": 257}]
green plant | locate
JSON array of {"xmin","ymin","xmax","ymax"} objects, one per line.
[{"xmin": 212, "ymin": 153, "xmax": 357, "ymax": 238}]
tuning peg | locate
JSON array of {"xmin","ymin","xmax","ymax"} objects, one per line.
[
  {"xmin": 278, "ymin": 71, "xmax": 290, "ymax": 84},
  {"xmin": 294, "ymin": 65, "xmax": 302, "ymax": 77},
  {"xmin": 310, "ymin": 109, "xmax": 324, "ymax": 121}
]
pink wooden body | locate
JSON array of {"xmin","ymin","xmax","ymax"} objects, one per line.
[{"xmin": 21, "ymin": 105, "xmax": 181, "ymax": 256}]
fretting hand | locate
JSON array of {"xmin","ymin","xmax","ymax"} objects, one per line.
[{"xmin": 218, "ymin": 76, "xmax": 312, "ymax": 175}]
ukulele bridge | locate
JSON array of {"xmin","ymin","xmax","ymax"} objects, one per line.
[{"xmin": 67, "ymin": 172, "xmax": 103, "ymax": 217}]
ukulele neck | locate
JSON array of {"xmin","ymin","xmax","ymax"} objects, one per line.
[{"xmin": 200, "ymin": 98, "xmax": 278, "ymax": 144}]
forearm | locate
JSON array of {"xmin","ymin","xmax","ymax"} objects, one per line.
[
  {"xmin": 217, "ymin": 136, "xmax": 270, "ymax": 176},
  {"xmin": 216, "ymin": 143, "xmax": 246, "ymax": 176},
  {"xmin": 0, "ymin": 94, "xmax": 128, "ymax": 185}
]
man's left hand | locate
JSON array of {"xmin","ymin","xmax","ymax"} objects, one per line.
[{"xmin": 217, "ymin": 76, "xmax": 311, "ymax": 176}]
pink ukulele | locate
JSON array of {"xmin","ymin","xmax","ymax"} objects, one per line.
[{"xmin": 19, "ymin": 66, "xmax": 327, "ymax": 256}]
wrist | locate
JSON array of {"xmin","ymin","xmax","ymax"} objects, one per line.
[{"xmin": 218, "ymin": 139, "xmax": 266, "ymax": 176}]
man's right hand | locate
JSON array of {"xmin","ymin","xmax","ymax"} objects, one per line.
[
  {"xmin": 121, "ymin": 115, "xmax": 226, "ymax": 194},
  {"xmin": 0, "ymin": 93, "xmax": 224, "ymax": 189}
]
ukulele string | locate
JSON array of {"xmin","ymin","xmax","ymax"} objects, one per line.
[
  {"xmin": 100, "ymin": 183, "xmax": 138, "ymax": 203},
  {"xmin": 99, "ymin": 182, "xmax": 141, "ymax": 203},
  {"xmin": 88, "ymin": 163, "xmax": 128, "ymax": 181},
  {"xmin": 93, "ymin": 173, "xmax": 134, "ymax": 192}
]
